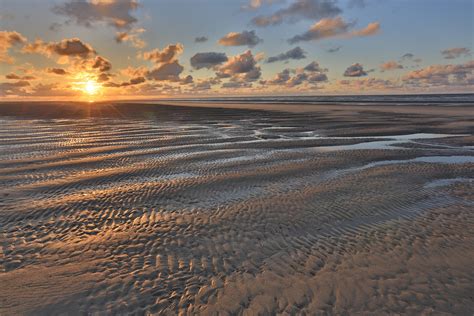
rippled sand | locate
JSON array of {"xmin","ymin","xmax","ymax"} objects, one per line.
[{"xmin": 1, "ymin": 102, "xmax": 473, "ymax": 315}]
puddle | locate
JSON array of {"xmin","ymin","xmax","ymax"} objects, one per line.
[
  {"xmin": 356, "ymin": 156, "xmax": 474, "ymax": 172},
  {"xmin": 424, "ymin": 178, "xmax": 473, "ymax": 188},
  {"xmin": 314, "ymin": 133, "xmax": 468, "ymax": 152}
]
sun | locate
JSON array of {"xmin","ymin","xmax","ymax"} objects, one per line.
[{"xmin": 84, "ymin": 80, "xmax": 100, "ymax": 95}]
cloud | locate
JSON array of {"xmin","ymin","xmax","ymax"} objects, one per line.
[
  {"xmin": 218, "ymin": 30, "xmax": 262, "ymax": 47},
  {"xmin": 29, "ymin": 83, "xmax": 79, "ymax": 96},
  {"xmin": 115, "ymin": 28, "xmax": 146, "ymax": 48},
  {"xmin": 181, "ymin": 75, "xmax": 193, "ymax": 85},
  {"xmin": 251, "ymin": 0, "xmax": 341, "ymax": 27},
  {"xmin": 303, "ymin": 61, "xmax": 327, "ymax": 72},
  {"xmin": 403, "ymin": 61, "xmax": 474, "ymax": 86},
  {"xmin": 401, "ymin": 53, "xmax": 422, "ymax": 64},
  {"xmin": 343, "ymin": 63, "xmax": 367, "ymax": 77},
  {"xmin": 0, "ymin": 30, "xmax": 27, "ymax": 63},
  {"xmin": 97, "ymin": 73, "xmax": 111, "ymax": 82},
  {"xmin": 104, "ymin": 76, "xmax": 145, "ymax": 87},
  {"xmin": 441, "ymin": 47, "xmax": 471, "ymax": 59},
  {"xmin": 146, "ymin": 61, "xmax": 184, "ymax": 81},
  {"xmin": 23, "ymin": 38, "xmax": 96, "ymax": 58},
  {"xmin": 222, "ymin": 81, "xmax": 252, "ymax": 89},
  {"xmin": 120, "ymin": 66, "xmax": 148, "ymax": 77},
  {"xmin": 326, "ymin": 46, "xmax": 341, "ymax": 53},
  {"xmin": 337, "ymin": 78, "xmax": 398, "ymax": 91},
  {"xmin": 190, "ymin": 52, "xmax": 228, "ymax": 69},
  {"xmin": 352, "ymin": 22, "xmax": 380, "ymax": 36},
  {"xmin": 0, "ymin": 80, "xmax": 31, "ymax": 96},
  {"xmin": 380, "ymin": 60, "xmax": 403, "ymax": 71},
  {"xmin": 52, "ymin": 0, "xmax": 139, "ymax": 30},
  {"xmin": 267, "ymin": 46, "xmax": 306, "ymax": 63},
  {"xmin": 265, "ymin": 61, "xmax": 328, "ymax": 87},
  {"xmin": 243, "ymin": 0, "xmax": 279, "ymax": 10},
  {"xmin": 49, "ymin": 22, "xmax": 62, "ymax": 32},
  {"xmin": 267, "ymin": 70, "xmax": 327, "ymax": 87},
  {"xmin": 194, "ymin": 36, "xmax": 208, "ymax": 43},
  {"xmin": 217, "ymin": 50, "xmax": 261, "ymax": 82},
  {"xmin": 192, "ymin": 78, "xmax": 221, "ymax": 91},
  {"xmin": 268, "ymin": 68, "xmax": 291, "ymax": 85},
  {"xmin": 142, "ymin": 43, "xmax": 183, "ymax": 64},
  {"xmin": 254, "ymin": 52, "xmax": 266, "ymax": 62},
  {"xmin": 5, "ymin": 73, "xmax": 21, "ymax": 80},
  {"xmin": 92, "ymin": 56, "xmax": 112, "ymax": 72},
  {"xmin": 288, "ymin": 17, "xmax": 380, "ymax": 43},
  {"xmin": 5, "ymin": 73, "xmax": 36, "ymax": 80}
]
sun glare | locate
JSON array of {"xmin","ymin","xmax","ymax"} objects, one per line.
[{"xmin": 84, "ymin": 80, "xmax": 99, "ymax": 95}]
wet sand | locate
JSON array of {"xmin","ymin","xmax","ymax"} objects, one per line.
[{"xmin": 0, "ymin": 101, "xmax": 473, "ymax": 315}]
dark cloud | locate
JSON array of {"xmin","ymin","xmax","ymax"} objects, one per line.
[
  {"xmin": 288, "ymin": 17, "xmax": 379, "ymax": 44},
  {"xmin": 268, "ymin": 69, "xmax": 291, "ymax": 85},
  {"xmin": 92, "ymin": 56, "xmax": 112, "ymax": 72},
  {"xmin": 23, "ymin": 38, "xmax": 96, "ymax": 58},
  {"xmin": 5, "ymin": 73, "xmax": 36, "ymax": 80},
  {"xmin": 104, "ymin": 76, "xmax": 145, "ymax": 87},
  {"xmin": 115, "ymin": 32, "xmax": 128, "ymax": 43},
  {"xmin": 303, "ymin": 61, "xmax": 327, "ymax": 72},
  {"xmin": 0, "ymin": 80, "xmax": 30, "ymax": 95},
  {"xmin": 218, "ymin": 30, "xmax": 262, "ymax": 47},
  {"xmin": 441, "ymin": 47, "xmax": 471, "ymax": 59},
  {"xmin": 53, "ymin": 0, "xmax": 139, "ymax": 30},
  {"xmin": 190, "ymin": 52, "xmax": 228, "ymax": 69},
  {"xmin": 307, "ymin": 73, "xmax": 328, "ymax": 82},
  {"xmin": 114, "ymin": 28, "xmax": 146, "ymax": 48},
  {"xmin": 400, "ymin": 53, "xmax": 422, "ymax": 64},
  {"xmin": 52, "ymin": 38, "xmax": 95, "ymax": 56},
  {"xmin": 251, "ymin": 0, "xmax": 341, "ymax": 27},
  {"xmin": 97, "ymin": 73, "xmax": 111, "ymax": 82},
  {"xmin": 146, "ymin": 61, "xmax": 184, "ymax": 81},
  {"xmin": 267, "ymin": 46, "xmax": 306, "ymax": 63},
  {"xmin": 194, "ymin": 36, "xmax": 208, "ymax": 43},
  {"xmin": 5, "ymin": 73, "xmax": 21, "ymax": 80},
  {"xmin": 326, "ymin": 46, "xmax": 341, "ymax": 53},
  {"xmin": 217, "ymin": 50, "xmax": 261, "ymax": 82},
  {"xmin": 222, "ymin": 81, "xmax": 252, "ymax": 89},
  {"xmin": 143, "ymin": 43, "xmax": 183, "ymax": 64},
  {"xmin": 49, "ymin": 22, "xmax": 62, "ymax": 32},
  {"xmin": 265, "ymin": 61, "xmax": 328, "ymax": 87},
  {"xmin": 181, "ymin": 75, "xmax": 193, "ymax": 85},
  {"xmin": 343, "ymin": 63, "xmax": 368, "ymax": 77}
]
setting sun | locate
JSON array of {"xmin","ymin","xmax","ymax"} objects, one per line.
[{"xmin": 84, "ymin": 80, "xmax": 100, "ymax": 95}]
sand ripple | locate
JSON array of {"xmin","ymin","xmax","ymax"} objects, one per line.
[{"xmin": 0, "ymin": 104, "xmax": 473, "ymax": 315}]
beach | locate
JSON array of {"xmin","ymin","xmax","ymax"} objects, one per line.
[{"xmin": 0, "ymin": 100, "xmax": 473, "ymax": 315}]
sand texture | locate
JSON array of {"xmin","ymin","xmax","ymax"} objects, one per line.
[{"xmin": 0, "ymin": 101, "xmax": 473, "ymax": 315}]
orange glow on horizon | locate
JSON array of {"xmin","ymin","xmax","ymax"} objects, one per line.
[{"xmin": 70, "ymin": 73, "xmax": 103, "ymax": 101}]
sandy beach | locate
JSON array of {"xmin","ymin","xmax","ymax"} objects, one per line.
[{"xmin": 0, "ymin": 101, "xmax": 473, "ymax": 315}]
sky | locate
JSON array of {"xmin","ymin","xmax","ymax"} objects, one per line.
[{"xmin": 0, "ymin": 0, "xmax": 472, "ymax": 100}]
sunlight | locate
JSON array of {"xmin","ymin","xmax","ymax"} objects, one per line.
[{"xmin": 84, "ymin": 80, "xmax": 100, "ymax": 96}]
